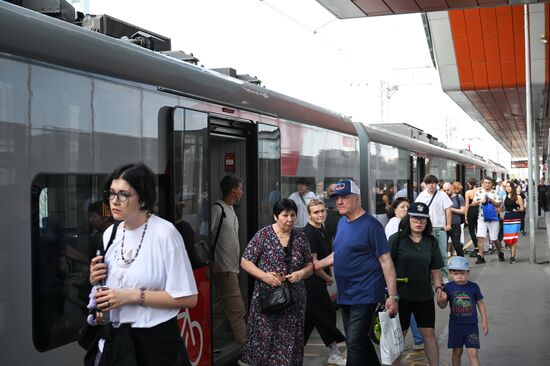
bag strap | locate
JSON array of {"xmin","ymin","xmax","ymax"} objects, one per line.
[
  {"xmin": 211, "ymin": 202, "xmax": 226, "ymax": 261},
  {"xmin": 101, "ymin": 221, "xmax": 120, "ymax": 257},
  {"xmin": 427, "ymin": 191, "xmax": 437, "ymax": 208},
  {"xmin": 298, "ymin": 193, "xmax": 307, "ymax": 206}
]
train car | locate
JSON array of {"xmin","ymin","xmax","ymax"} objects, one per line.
[{"xmin": 0, "ymin": 2, "xmax": 506, "ymax": 365}]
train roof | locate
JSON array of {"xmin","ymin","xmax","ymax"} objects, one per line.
[
  {"xmin": 0, "ymin": 2, "xmax": 356, "ymax": 135},
  {"xmin": 0, "ymin": 2, "xmax": 505, "ymax": 174}
]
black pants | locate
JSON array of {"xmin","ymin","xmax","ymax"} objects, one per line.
[
  {"xmin": 448, "ymin": 224, "xmax": 464, "ymax": 256},
  {"xmin": 92, "ymin": 317, "xmax": 191, "ymax": 366},
  {"xmin": 304, "ymin": 279, "xmax": 346, "ymax": 346},
  {"xmin": 466, "ymin": 207, "xmax": 479, "ymax": 249}
]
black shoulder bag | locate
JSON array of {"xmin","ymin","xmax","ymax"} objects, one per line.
[
  {"xmin": 259, "ymin": 236, "xmax": 295, "ymax": 314},
  {"xmin": 77, "ymin": 222, "xmax": 120, "ymax": 350}
]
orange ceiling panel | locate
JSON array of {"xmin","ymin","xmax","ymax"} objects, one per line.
[{"xmin": 449, "ymin": 5, "xmax": 533, "ymax": 156}]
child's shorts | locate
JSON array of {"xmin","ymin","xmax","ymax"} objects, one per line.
[{"xmin": 448, "ymin": 322, "xmax": 480, "ymax": 349}]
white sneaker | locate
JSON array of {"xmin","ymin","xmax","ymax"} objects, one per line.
[
  {"xmin": 237, "ymin": 360, "xmax": 249, "ymax": 366},
  {"xmin": 327, "ymin": 352, "xmax": 346, "ymax": 366}
]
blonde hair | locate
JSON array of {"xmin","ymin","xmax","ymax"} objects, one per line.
[
  {"xmin": 452, "ymin": 181, "xmax": 463, "ymax": 191},
  {"xmin": 306, "ymin": 198, "xmax": 325, "ymax": 214}
]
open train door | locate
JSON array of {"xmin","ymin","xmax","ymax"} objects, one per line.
[{"xmin": 165, "ymin": 107, "xmax": 212, "ymax": 366}]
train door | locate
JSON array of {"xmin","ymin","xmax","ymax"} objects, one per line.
[
  {"xmin": 208, "ymin": 116, "xmax": 250, "ymax": 364},
  {"xmin": 208, "ymin": 117, "xmax": 281, "ymax": 365},
  {"xmin": 165, "ymin": 107, "xmax": 211, "ymax": 366}
]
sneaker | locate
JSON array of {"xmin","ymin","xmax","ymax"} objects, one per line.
[
  {"xmin": 510, "ymin": 257, "xmax": 516, "ymax": 264},
  {"xmin": 237, "ymin": 360, "xmax": 249, "ymax": 366},
  {"xmin": 489, "ymin": 247, "xmax": 496, "ymax": 255},
  {"xmin": 327, "ymin": 352, "xmax": 346, "ymax": 366},
  {"xmin": 447, "ymin": 251, "xmax": 452, "ymax": 258},
  {"xmin": 469, "ymin": 250, "xmax": 479, "ymax": 258},
  {"xmin": 475, "ymin": 256, "xmax": 486, "ymax": 264},
  {"xmin": 498, "ymin": 252, "xmax": 505, "ymax": 262},
  {"xmin": 413, "ymin": 343, "xmax": 424, "ymax": 351}
]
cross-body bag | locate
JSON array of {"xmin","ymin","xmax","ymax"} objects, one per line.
[
  {"xmin": 77, "ymin": 221, "xmax": 120, "ymax": 351},
  {"xmin": 259, "ymin": 235, "xmax": 295, "ymax": 314}
]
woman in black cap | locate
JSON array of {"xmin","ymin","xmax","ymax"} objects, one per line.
[{"xmin": 388, "ymin": 202, "xmax": 445, "ymax": 366}]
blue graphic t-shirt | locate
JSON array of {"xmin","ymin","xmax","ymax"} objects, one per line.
[{"xmin": 444, "ymin": 281, "xmax": 484, "ymax": 325}]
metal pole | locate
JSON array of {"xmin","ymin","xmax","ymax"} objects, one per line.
[
  {"xmin": 524, "ymin": 4, "xmax": 536, "ymax": 263},
  {"xmin": 535, "ymin": 127, "xmax": 540, "ymax": 218}
]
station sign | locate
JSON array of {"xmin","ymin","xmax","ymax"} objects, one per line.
[{"xmin": 511, "ymin": 160, "xmax": 528, "ymax": 168}]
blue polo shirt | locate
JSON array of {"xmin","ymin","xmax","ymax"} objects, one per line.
[{"xmin": 333, "ymin": 212, "xmax": 389, "ymax": 305}]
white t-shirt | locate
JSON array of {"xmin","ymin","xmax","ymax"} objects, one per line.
[
  {"xmin": 385, "ymin": 217, "xmax": 401, "ymax": 239},
  {"xmin": 415, "ymin": 190, "xmax": 453, "ymax": 228},
  {"xmin": 102, "ymin": 215, "xmax": 198, "ymax": 328},
  {"xmin": 288, "ymin": 191, "xmax": 316, "ymax": 229}
]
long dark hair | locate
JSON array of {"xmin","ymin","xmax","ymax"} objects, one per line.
[
  {"xmin": 398, "ymin": 214, "xmax": 433, "ymax": 238},
  {"xmin": 507, "ymin": 180, "xmax": 518, "ymax": 202}
]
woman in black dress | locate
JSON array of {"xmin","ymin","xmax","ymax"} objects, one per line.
[{"xmin": 303, "ymin": 199, "xmax": 346, "ymax": 366}]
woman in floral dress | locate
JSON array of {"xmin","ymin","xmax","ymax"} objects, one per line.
[{"xmin": 240, "ymin": 199, "xmax": 314, "ymax": 366}]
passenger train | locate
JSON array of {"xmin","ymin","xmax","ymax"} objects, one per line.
[{"xmin": 0, "ymin": 2, "xmax": 507, "ymax": 365}]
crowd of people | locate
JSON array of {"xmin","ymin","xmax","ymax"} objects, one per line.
[{"xmin": 85, "ymin": 162, "xmax": 535, "ymax": 366}]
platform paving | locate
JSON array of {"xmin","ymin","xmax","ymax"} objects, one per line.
[{"xmin": 303, "ymin": 223, "xmax": 550, "ymax": 366}]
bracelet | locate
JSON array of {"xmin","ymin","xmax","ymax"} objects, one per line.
[
  {"xmin": 139, "ymin": 288, "xmax": 145, "ymax": 306},
  {"xmin": 435, "ymin": 286, "xmax": 443, "ymax": 292}
]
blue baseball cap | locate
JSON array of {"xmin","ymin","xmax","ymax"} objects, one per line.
[
  {"xmin": 448, "ymin": 256, "xmax": 470, "ymax": 271},
  {"xmin": 330, "ymin": 179, "xmax": 360, "ymax": 197}
]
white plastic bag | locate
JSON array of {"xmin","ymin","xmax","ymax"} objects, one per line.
[{"xmin": 379, "ymin": 311, "xmax": 404, "ymax": 365}]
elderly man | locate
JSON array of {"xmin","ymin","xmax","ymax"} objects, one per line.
[{"xmin": 315, "ymin": 179, "xmax": 398, "ymax": 366}]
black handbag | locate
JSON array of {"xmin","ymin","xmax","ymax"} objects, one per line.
[
  {"xmin": 259, "ymin": 235, "xmax": 295, "ymax": 314},
  {"xmin": 77, "ymin": 222, "xmax": 119, "ymax": 350},
  {"xmin": 259, "ymin": 280, "xmax": 294, "ymax": 314}
]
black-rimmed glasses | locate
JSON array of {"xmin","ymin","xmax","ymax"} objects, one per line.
[{"xmin": 103, "ymin": 190, "xmax": 136, "ymax": 203}]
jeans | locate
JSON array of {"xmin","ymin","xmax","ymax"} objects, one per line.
[
  {"xmin": 341, "ymin": 303, "xmax": 380, "ymax": 366},
  {"xmin": 410, "ymin": 315, "xmax": 424, "ymax": 345},
  {"xmin": 432, "ymin": 227, "xmax": 448, "ymax": 280}
]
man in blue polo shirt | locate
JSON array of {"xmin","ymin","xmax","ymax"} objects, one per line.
[{"xmin": 316, "ymin": 179, "xmax": 398, "ymax": 366}]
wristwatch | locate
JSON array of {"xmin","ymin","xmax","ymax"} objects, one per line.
[{"xmin": 388, "ymin": 295, "xmax": 400, "ymax": 302}]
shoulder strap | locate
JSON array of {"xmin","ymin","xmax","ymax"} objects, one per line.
[
  {"xmin": 298, "ymin": 193, "xmax": 307, "ymax": 205},
  {"xmin": 101, "ymin": 221, "xmax": 120, "ymax": 257},
  {"xmin": 427, "ymin": 191, "xmax": 437, "ymax": 208},
  {"xmin": 211, "ymin": 202, "xmax": 226, "ymax": 261}
]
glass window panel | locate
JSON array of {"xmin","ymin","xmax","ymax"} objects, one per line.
[
  {"xmin": 31, "ymin": 174, "xmax": 110, "ymax": 351},
  {"xmin": 172, "ymin": 109, "xmax": 209, "ymax": 268},
  {"xmin": 0, "ymin": 58, "xmax": 29, "ymax": 125},
  {"xmin": 93, "ymin": 80, "xmax": 140, "ymax": 137},
  {"xmin": 30, "ymin": 65, "xmax": 91, "ymax": 131},
  {"xmin": 258, "ymin": 123, "xmax": 281, "ymax": 228}
]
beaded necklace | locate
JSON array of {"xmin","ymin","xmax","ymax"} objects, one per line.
[{"xmin": 121, "ymin": 213, "xmax": 150, "ymax": 265}]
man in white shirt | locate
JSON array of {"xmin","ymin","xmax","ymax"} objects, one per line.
[
  {"xmin": 288, "ymin": 177, "xmax": 316, "ymax": 229},
  {"xmin": 470, "ymin": 177, "xmax": 503, "ymax": 264},
  {"xmin": 415, "ymin": 174, "xmax": 452, "ymax": 282}
]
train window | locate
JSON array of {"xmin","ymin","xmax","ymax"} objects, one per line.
[
  {"xmin": 93, "ymin": 80, "xmax": 140, "ymax": 137},
  {"xmin": 30, "ymin": 65, "xmax": 92, "ymax": 131},
  {"xmin": 0, "ymin": 58, "xmax": 29, "ymax": 125},
  {"xmin": 31, "ymin": 174, "xmax": 109, "ymax": 351}
]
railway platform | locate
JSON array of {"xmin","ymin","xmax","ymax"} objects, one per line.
[{"xmin": 302, "ymin": 222, "xmax": 550, "ymax": 366}]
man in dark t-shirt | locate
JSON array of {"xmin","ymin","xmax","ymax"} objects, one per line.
[{"xmin": 315, "ymin": 180, "xmax": 398, "ymax": 366}]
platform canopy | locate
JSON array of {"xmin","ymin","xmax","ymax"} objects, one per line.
[{"xmin": 316, "ymin": 0, "xmax": 550, "ymax": 160}]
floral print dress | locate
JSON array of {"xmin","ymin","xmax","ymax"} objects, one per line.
[{"xmin": 241, "ymin": 225, "xmax": 312, "ymax": 366}]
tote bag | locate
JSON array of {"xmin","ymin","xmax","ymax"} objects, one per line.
[
  {"xmin": 379, "ymin": 311, "xmax": 404, "ymax": 365},
  {"xmin": 481, "ymin": 199, "xmax": 499, "ymax": 222}
]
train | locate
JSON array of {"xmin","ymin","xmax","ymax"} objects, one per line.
[{"xmin": 0, "ymin": 1, "xmax": 507, "ymax": 365}]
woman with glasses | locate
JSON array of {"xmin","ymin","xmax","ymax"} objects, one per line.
[
  {"xmin": 88, "ymin": 163, "xmax": 198, "ymax": 366},
  {"xmin": 388, "ymin": 202, "xmax": 444, "ymax": 366},
  {"xmin": 240, "ymin": 199, "xmax": 314, "ymax": 366}
]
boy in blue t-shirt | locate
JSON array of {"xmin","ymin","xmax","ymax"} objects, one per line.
[{"xmin": 437, "ymin": 256, "xmax": 488, "ymax": 366}]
